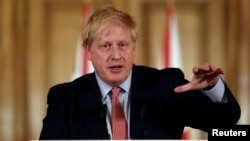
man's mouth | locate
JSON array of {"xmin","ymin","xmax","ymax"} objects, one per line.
[
  {"xmin": 109, "ymin": 65, "xmax": 122, "ymax": 72},
  {"xmin": 110, "ymin": 65, "xmax": 122, "ymax": 69}
]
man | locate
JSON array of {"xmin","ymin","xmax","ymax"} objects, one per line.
[{"xmin": 39, "ymin": 6, "xmax": 241, "ymax": 140}]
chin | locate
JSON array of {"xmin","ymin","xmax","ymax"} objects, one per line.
[{"xmin": 110, "ymin": 78, "xmax": 123, "ymax": 86}]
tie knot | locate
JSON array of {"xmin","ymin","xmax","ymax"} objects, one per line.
[{"xmin": 112, "ymin": 87, "xmax": 120, "ymax": 97}]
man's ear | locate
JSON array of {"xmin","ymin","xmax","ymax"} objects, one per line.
[{"xmin": 85, "ymin": 45, "xmax": 91, "ymax": 60}]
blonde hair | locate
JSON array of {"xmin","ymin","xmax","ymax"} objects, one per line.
[{"xmin": 82, "ymin": 5, "xmax": 138, "ymax": 48}]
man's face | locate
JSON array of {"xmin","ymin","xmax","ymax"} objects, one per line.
[{"xmin": 87, "ymin": 25, "xmax": 136, "ymax": 86}]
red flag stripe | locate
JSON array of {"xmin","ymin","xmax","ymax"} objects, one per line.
[
  {"xmin": 72, "ymin": 5, "xmax": 93, "ymax": 80},
  {"xmin": 163, "ymin": 6, "xmax": 173, "ymax": 67},
  {"xmin": 164, "ymin": 5, "xmax": 182, "ymax": 68},
  {"xmin": 164, "ymin": 4, "xmax": 187, "ymax": 140}
]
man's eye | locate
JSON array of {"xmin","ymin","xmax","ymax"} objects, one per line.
[
  {"xmin": 103, "ymin": 44, "xmax": 110, "ymax": 48},
  {"xmin": 119, "ymin": 43, "xmax": 127, "ymax": 48}
]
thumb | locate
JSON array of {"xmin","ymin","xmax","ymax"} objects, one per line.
[{"xmin": 174, "ymin": 84, "xmax": 191, "ymax": 93}]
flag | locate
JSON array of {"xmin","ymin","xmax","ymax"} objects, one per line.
[
  {"xmin": 72, "ymin": 4, "xmax": 94, "ymax": 80},
  {"xmin": 163, "ymin": 4, "xmax": 182, "ymax": 68},
  {"xmin": 163, "ymin": 3, "xmax": 189, "ymax": 140}
]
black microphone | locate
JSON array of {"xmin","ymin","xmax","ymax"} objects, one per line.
[
  {"xmin": 100, "ymin": 104, "xmax": 107, "ymax": 119},
  {"xmin": 99, "ymin": 104, "xmax": 110, "ymax": 139}
]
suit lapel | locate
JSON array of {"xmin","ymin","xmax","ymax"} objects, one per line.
[
  {"xmin": 130, "ymin": 89, "xmax": 151, "ymax": 139},
  {"xmin": 76, "ymin": 73, "xmax": 109, "ymax": 139},
  {"xmin": 129, "ymin": 65, "xmax": 155, "ymax": 139}
]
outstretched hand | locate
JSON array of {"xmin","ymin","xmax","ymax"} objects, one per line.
[{"xmin": 174, "ymin": 63, "xmax": 225, "ymax": 93}]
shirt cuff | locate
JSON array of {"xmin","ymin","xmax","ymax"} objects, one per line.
[{"xmin": 202, "ymin": 76, "xmax": 225, "ymax": 102}]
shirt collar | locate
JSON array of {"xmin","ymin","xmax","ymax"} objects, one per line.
[{"xmin": 95, "ymin": 70, "xmax": 132, "ymax": 100}]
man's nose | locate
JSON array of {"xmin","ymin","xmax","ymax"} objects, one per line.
[{"xmin": 111, "ymin": 47, "xmax": 121, "ymax": 59}]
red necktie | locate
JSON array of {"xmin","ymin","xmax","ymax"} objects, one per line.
[{"xmin": 111, "ymin": 87, "xmax": 128, "ymax": 139}]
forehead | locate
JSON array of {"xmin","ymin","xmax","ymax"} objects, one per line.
[{"xmin": 95, "ymin": 25, "xmax": 132, "ymax": 41}]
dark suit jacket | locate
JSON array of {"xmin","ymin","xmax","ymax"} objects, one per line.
[{"xmin": 39, "ymin": 65, "xmax": 241, "ymax": 140}]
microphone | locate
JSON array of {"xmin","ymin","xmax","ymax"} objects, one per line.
[
  {"xmin": 99, "ymin": 104, "xmax": 110, "ymax": 139},
  {"xmin": 100, "ymin": 104, "xmax": 107, "ymax": 119}
]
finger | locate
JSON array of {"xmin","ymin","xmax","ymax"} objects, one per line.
[
  {"xmin": 192, "ymin": 67, "xmax": 203, "ymax": 75},
  {"xmin": 193, "ymin": 64, "xmax": 211, "ymax": 73},
  {"xmin": 202, "ymin": 63, "xmax": 210, "ymax": 71},
  {"xmin": 214, "ymin": 67, "xmax": 225, "ymax": 74},
  {"xmin": 207, "ymin": 64, "xmax": 225, "ymax": 74},
  {"xmin": 195, "ymin": 64, "xmax": 225, "ymax": 76},
  {"xmin": 193, "ymin": 67, "xmax": 210, "ymax": 76},
  {"xmin": 208, "ymin": 65, "xmax": 225, "ymax": 75},
  {"xmin": 192, "ymin": 66, "xmax": 199, "ymax": 73},
  {"xmin": 174, "ymin": 84, "xmax": 191, "ymax": 93}
]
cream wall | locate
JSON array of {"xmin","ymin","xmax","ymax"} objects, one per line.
[{"xmin": 0, "ymin": 0, "xmax": 249, "ymax": 140}]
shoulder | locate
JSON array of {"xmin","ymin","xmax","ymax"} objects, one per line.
[
  {"xmin": 132, "ymin": 65, "xmax": 186, "ymax": 87},
  {"xmin": 50, "ymin": 73, "xmax": 94, "ymax": 89},
  {"xmin": 133, "ymin": 64, "xmax": 184, "ymax": 77},
  {"xmin": 46, "ymin": 73, "xmax": 96, "ymax": 98}
]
